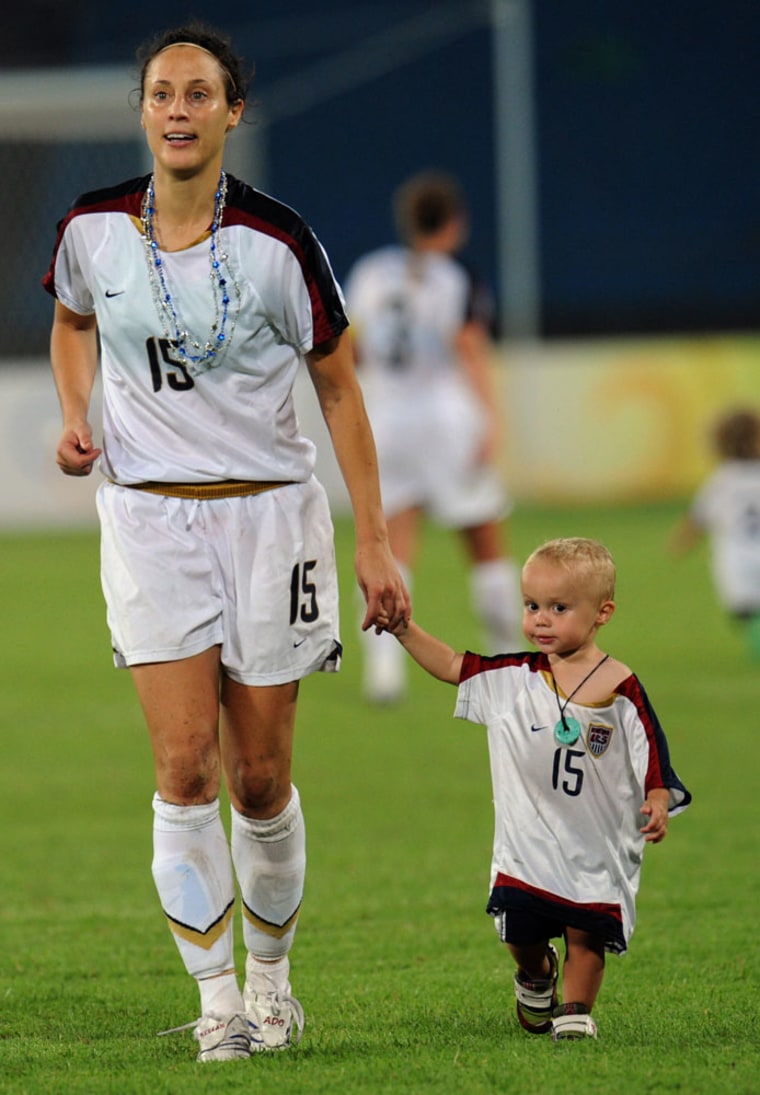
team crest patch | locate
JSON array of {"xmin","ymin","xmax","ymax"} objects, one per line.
[{"xmin": 586, "ymin": 722, "xmax": 613, "ymax": 758}]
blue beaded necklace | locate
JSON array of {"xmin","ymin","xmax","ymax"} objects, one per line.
[{"xmin": 141, "ymin": 170, "xmax": 240, "ymax": 374}]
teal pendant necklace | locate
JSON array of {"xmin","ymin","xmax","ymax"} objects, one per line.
[{"xmin": 550, "ymin": 654, "xmax": 609, "ymax": 745}]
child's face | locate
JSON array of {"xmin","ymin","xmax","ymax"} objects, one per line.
[{"xmin": 521, "ymin": 560, "xmax": 614, "ymax": 656}]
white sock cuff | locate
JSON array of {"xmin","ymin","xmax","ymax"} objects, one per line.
[
  {"xmin": 245, "ymin": 954, "xmax": 292, "ymax": 996},
  {"xmin": 198, "ymin": 971, "xmax": 245, "ymax": 1019},
  {"xmin": 152, "ymin": 793, "xmax": 221, "ymax": 832},
  {"xmin": 470, "ymin": 558, "xmax": 521, "ymax": 616},
  {"xmin": 231, "ymin": 785, "xmax": 302, "ymax": 843},
  {"xmin": 472, "ymin": 557, "xmax": 519, "ymax": 587}
]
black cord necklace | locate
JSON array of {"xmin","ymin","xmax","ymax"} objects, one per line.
[{"xmin": 549, "ymin": 654, "xmax": 610, "ymax": 745}]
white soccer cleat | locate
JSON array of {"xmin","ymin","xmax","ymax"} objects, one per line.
[
  {"xmin": 193, "ymin": 1013, "xmax": 252, "ymax": 1061},
  {"xmin": 244, "ymin": 968, "xmax": 305, "ymax": 1050},
  {"xmin": 551, "ymin": 1003, "xmax": 598, "ymax": 1041}
]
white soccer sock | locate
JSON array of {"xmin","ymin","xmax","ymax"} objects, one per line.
[
  {"xmin": 231, "ymin": 786, "xmax": 306, "ymax": 962},
  {"xmin": 470, "ymin": 558, "xmax": 523, "ymax": 652},
  {"xmin": 151, "ymin": 795, "xmax": 238, "ymax": 981},
  {"xmin": 245, "ymin": 953, "xmax": 291, "ymax": 996},
  {"xmin": 359, "ymin": 563, "xmax": 411, "ymax": 701},
  {"xmin": 199, "ymin": 970, "xmax": 245, "ymax": 1019}
]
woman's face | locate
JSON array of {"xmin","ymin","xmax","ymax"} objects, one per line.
[{"xmin": 140, "ymin": 44, "xmax": 243, "ymax": 179}]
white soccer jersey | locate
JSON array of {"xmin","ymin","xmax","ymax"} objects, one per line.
[
  {"xmin": 344, "ymin": 245, "xmax": 492, "ymax": 385},
  {"xmin": 43, "ymin": 175, "xmax": 348, "ymax": 485},
  {"xmin": 689, "ymin": 460, "xmax": 760, "ymax": 613},
  {"xmin": 454, "ymin": 651, "xmax": 691, "ymax": 952},
  {"xmin": 343, "ymin": 245, "xmax": 507, "ymax": 525}
]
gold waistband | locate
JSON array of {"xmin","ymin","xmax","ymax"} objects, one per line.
[{"xmin": 113, "ymin": 479, "xmax": 293, "ymax": 500}]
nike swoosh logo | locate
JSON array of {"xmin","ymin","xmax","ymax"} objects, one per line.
[
  {"xmin": 105, "ymin": 289, "xmax": 125, "ymax": 298},
  {"xmin": 530, "ymin": 724, "xmax": 548, "ymax": 732},
  {"xmin": 293, "ymin": 638, "xmax": 307, "ymax": 648}
]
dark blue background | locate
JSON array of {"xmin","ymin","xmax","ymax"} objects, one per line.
[{"xmin": 9, "ymin": 0, "xmax": 759, "ymax": 340}]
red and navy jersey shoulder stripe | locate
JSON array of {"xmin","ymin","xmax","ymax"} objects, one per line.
[
  {"xmin": 43, "ymin": 174, "xmax": 349, "ymax": 350},
  {"xmin": 63, "ymin": 175, "xmax": 148, "ymax": 219},
  {"xmin": 58, "ymin": 174, "xmax": 147, "ymax": 223},
  {"xmin": 459, "ymin": 649, "xmax": 545, "ymax": 684},
  {"xmin": 614, "ymin": 674, "xmax": 692, "ymax": 808},
  {"xmin": 224, "ymin": 175, "xmax": 348, "ymax": 346},
  {"xmin": 43, "ymin": 175, "xmax": 148, "ymax": 297}
]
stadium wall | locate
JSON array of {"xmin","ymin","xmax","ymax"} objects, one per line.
[
  {"xmin": 5, "ymin": 336, "xmax": 760, "ymax": 529},
  {"xmin": 498, "ymin": 335, "xmax": 760, "ymax": 505}
]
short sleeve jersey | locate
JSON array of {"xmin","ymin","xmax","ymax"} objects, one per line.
[
  {"xmin": 455, "ymin": 651, "xmax": 691, "ymax": 948},
  {"xmin": 43, "ymin": 174, "xmax": 348, "ymax": 484},
  {"xmin": 344, "ymin": 245, "xmax": 492, "ymax": 387}
]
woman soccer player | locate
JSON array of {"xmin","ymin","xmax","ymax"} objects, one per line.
[
  {"xmin": 44, "ymin": 21, "xmax": 409, "ymax": 1062},
  {"xmin": 344, "ymin": 171, "xmax": 521, "ymax": 703}
]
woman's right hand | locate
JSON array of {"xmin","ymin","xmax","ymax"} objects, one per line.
[{"xmin": 56, "ymin": 425, "xmax": 102, "ymax": 476}]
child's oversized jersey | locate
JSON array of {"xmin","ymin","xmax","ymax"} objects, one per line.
[
  {"xmin": 455, "ymin": 651, "xmax": 691, "ymax": 951},
  {"xmin": 43, "ymin": 175, "xmax": 348, "ymax": 485}
]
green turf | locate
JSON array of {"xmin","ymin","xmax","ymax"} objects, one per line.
[{"xmin": 0, "ymin": 503, "xmax": 757, "ymax": 1094}]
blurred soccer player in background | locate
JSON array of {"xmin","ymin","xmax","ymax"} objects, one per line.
[{"xmin": 345, "ymin": 171, "xmax": 521, "ymax": 703}]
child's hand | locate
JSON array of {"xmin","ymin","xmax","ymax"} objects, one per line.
[
  {"xmin": 640, "ymin": 791, "xmax": 669, "ymax": 843},
  {"xmin": 374, "ymin": 610, "xmax": 407, "ymax": 637}
]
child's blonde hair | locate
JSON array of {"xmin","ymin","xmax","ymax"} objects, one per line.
[
  {"xmin": 523, "ymin": 537, "xmax": 616, "ymax": 602},
  {"xmin": 712, "ymin": 407, "xmax": 760, "ymax": 461}
]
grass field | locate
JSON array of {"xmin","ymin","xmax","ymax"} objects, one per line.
[{"xmin": 0, "ymin": 502, "xmax": 758, "ymax": 1094}]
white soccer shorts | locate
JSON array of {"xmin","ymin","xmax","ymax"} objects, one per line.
[
  {"xmin": 366, "ymin": 377, "xmax": 510, "ymax": 527},
  {"xmin": 96, "ymin": 477, "xmax": 341, "ymax": 685}
]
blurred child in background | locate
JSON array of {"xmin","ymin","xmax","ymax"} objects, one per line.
[{"xmin": 670, "ymin": 407, "xmax": 760, "ymax": 658}]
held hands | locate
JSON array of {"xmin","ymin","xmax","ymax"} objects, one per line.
[
  {"xmin": 639, "ymin": 790, "xmax": 670, "ymax": 843},
  {"xmin": 356, "ymin": 541, "xmax": 411, "ymax": 635},
  {"xmin": 56, "ymin": 423, "xmax": 102, "ymax": 477},
  {"xmin": 373, "ymin": 606, "xmax": 407, "ymax": 637}
]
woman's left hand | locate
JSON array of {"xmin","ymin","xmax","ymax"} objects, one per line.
[{"xmin": 356, "ymin": 542, "xmax": 411, "ymax": 633}]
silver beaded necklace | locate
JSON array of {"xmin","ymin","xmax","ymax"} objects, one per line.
[{"xmin": 140, "ymin": 170, "xmax": 241, "ymax": 374}]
